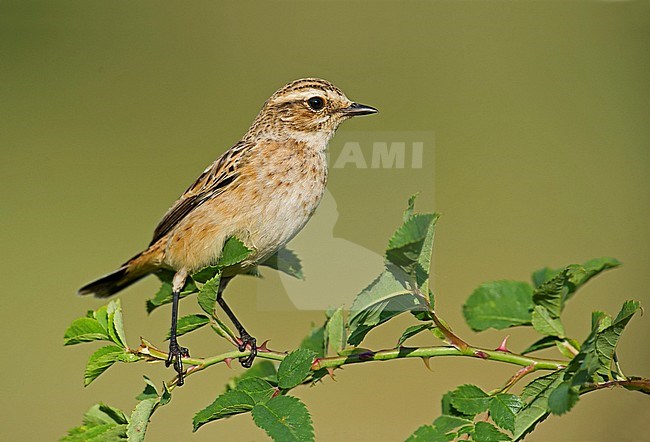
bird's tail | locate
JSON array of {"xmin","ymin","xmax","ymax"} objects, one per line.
[{"xmin": 78, "ymin": 247, "xmax": 160, "ymax": 298}]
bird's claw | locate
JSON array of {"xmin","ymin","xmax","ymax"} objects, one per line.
[
  {"xmin": 238, "ymin": 333, "xmax": 257, "ymax": 368},
  {"xmin": 166, "ymin": 339, "xmax": 190, "ymax": 385}
]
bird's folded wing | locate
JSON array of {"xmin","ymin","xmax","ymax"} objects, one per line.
[{"xmin": 149, "ymin": 141, "xmax": 248, "ymax": 245}]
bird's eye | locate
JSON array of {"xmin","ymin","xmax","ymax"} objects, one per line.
[{"xmin": 307, "ymin": 96, "xmax": 325, "ymax": 111}]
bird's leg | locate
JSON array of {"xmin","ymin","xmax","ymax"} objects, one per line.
[
  {"xmin": 166, "ymin": 270, "xmax": 190, "ymax": 385},
  {"xmin": 217, "ymin": 277, "xmax": 257, "ymax": 368}
]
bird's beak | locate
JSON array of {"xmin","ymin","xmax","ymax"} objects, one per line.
[{"xmin": 341, "ymin": 102, "xmax": 378, "ymax": 116}]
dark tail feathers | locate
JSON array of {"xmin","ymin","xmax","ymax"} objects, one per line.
[{"xmin": 78, "ymin": 265, "xmax": 147, "ymax": 298}]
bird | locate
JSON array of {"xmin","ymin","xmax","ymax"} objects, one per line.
[{"xmin": 78, "ymin": 78, "xmax": 378, "ymax": 385}]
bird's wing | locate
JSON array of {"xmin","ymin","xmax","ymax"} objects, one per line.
[{"xmin": 149, "ymin": 141, "xmax": 249, "ymax": 245}]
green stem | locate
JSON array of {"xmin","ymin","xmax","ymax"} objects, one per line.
[{"xmin": 135, "ymin": 339, "xmax": 567, "ymax": 387}]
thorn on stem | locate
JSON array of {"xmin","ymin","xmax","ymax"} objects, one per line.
[
  {"xmin": 474, "ymin": 350, "xmax": 489, "ymax": 359},
  {"xmin": 258, "ymin": 340, "xmax": 271, "ymax": 352},
  {"xmin": 326, "ymin": 367, "xmax": 336, "ymax": 380},
  {"xmin": 224, "ymin": 357, "xmax": 233, "ymax": 369},
  {"xmin": 496, "ymin": 335, "xmax": 510, "ymax": 352},
  {"xmin": 422, "ymin": 357, "xmax": 433, "ymax": 371}
]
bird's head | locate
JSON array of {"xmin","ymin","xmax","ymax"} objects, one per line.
[{"xmin": 247, "ymin": 78, "xmax": 377, "ymax": 144}]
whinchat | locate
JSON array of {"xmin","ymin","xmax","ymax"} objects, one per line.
[{"xmin": 79, "ymin": 78, "xmax": 377, "ymax": 384}]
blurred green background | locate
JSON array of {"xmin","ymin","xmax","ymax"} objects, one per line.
[{"xmin": 2, "ymin": 1, "xmax": 649, "ymax": 441}]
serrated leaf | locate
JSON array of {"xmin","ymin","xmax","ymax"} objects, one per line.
[
  {"xmin": 146, "ymin": 274, "xmax": 198, "ymax": 313},
  {"xmin": 514, "ymin": 370, "xmax": 563, "ymax": 440},
  {"xmin": 260, "ymin": 247, "xmax": 304, "ymax": 280},
  {"xmin": 64, "ymin": 317, "xmax": 111, "ymax": 346},
  {"xmin": 347, "ymin": 265, "xmax": 423, "ymax": 346},
  {"xmin": 197, "ymin": 274, "xmax": 220, "ymax": 316},
  {"xmin": 449, "ymin": 385, "xmax": 490, "ymax": 416},
  {"xmin": 433, "ymin": 415, "xmax": 474, "ymax": 434},
  {"xmin": 193, "ymin": 390, "xmax": 255, "ymax": 431},
  {"xmin": 226, "ymin": 360, "xmax": 278, "ymax": 391},
  {"xmin": 594, "ymin": 300, "xmax": 640, "ymax": 378},
  {"xmin": 463, "ymin": 281, "xmax": 534, "ymax": 332},
  {"xmin": 521, "ymin": 336, "xmax": 560, "ymax": 355},
  {"xmin": 531, "ymin": 267, "xmax": 573, "ymax": 317},
  {"xmin": 61, "ymin": 422, "xmax": 127, "ymax": 441},
  {"xmin": 473, "ymin": 421, "xmax": 511, "ymax": 441},
  {"xmin": 531, "ymin": 306, "xmax": 566, "ymax": 338},
  {"xmin": 126, "ymin": 398, "xmax": 156, "ymax": 442},
  {"xmin": 325, "ymin": 307, "xmax": 346, "ymax": 355},
  {"xmin": 531, "ymin": 258, "xmax": 621, "ymax": 315},
  {"xmin": 235, "ymin": 378, "xmax": 276, "ymax": 404},
  {"xmin": 547, "ymin": 381, "xmax": 579, "ymax": 415},
  {"xmin": 84, "ymin": 345, "xmax": 127, "ymax": 386},
  {"xmin": 252, "ymin": 395, "xmax": 314, "ymax": 442},
  {"xmin": 299, "ymin": 324, "xmax": 325, "ymax": 358},
  {"xmin": 106, "ymin": 300, "xmax": 127, "ymax": 348},
  {"xmin": 278, "ymin": 349, "xmax": 315, "ymax": 389},
  {"xmin": 489, "ymin": 394, "xmax": 522, "ymax": 432},
  {"xmin": 441, "ymin": 391, "xmax": 473, "ymax": 418},
  {"xmin": 397, "ymin": 322, "xmax": 434, "ymax": 346},
  {"xmin": 135, "ymin": 376, "xmax": 159, "ymax": 401},
  {"xmin": 385, "ymin": 212, "xmax": 439, "ymax": 295},
  {"xmin": 531, "ymin": 267, "xmax": 561, "ymax": 288},
  {"xmin": 165, "ymin": 314, "xmax": 209, "ymax": 340},
  {"xmin": 82, "ymin": 403, "xmax": 129, "ymax": 427},
  {"xmin": 218, "ymin": 236, "xmax": 253, "ymax": 268},
  {"xmin": 405, "ymin": 425, "xmax": 449, "ymax": 442}
]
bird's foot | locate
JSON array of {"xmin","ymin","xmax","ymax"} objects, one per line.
[
  {"xmin": 237, "ymin": 332, "xmax": 257, "ymax": 368},
  {"xmin": 166, "ymin": 339, "xmax": 190, "ymax": 386}
]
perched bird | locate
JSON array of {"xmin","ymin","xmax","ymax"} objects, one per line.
[{"xmin": 78, "ymin": 78, "xmax": 377, "ymax": 385}]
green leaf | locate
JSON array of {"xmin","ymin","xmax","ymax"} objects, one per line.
[
  {"xmin": 595, "ymin": 300, "xmax": 640, "ymax": 377},
  {"xmin": 146, "ymin": 273, "xmax": 198, "ymax": 313},
  {"xmin": 126, "ymin": 398, "xmax": 157, "ymax": 442},
  {"xmin": 441, "ymin": 391, "xmax": 473, "ymax": 418},
  {"xmin": 405, "ymin": 425, "xmax": 449, "ymax": 442},
  {"xmin": 403, "ymin": 193, "xmax": 418, "ymax": 222},
  {"xmin": 433, "ymin": 414, "xmax": 474, "ymax": 434},
  {"xmin": 64, "ymin": 317, "xmax": 110, "ymax": 346},
  {"xmin": 347, "ymin": 265, "xmax": 423, "ymax": 346},
  {"xmin": 278, "ymin": 348, "xmax": 315, "ymax": 389},
  {"xmin": 106, "ymin": 300, "xmax": 127, "ymax": 348},
  {"xmin": 547, "ymin": 381, "xmax": 579, "ymax": 415},
  {"xmin": 397, "ymin": 322, "xmax": 434, "ymax": 346},
  {"xmin": 565, "ymin": 257, "xmax": 621, "ymax": 303},
  {"xmin": 531, "ymin": 267, "xmax": 573, "ymax": 317},
  {"xmin": 531, "ymin": 267, "xmax": 561, "ymax": 288},
  {"xmin": 226, "ymin": 360, "xmax": 278, "ymax": 391},
  {"xmin": 385, "ymin": 212, "xmax": 439, "ymax": 294},
  {"xmin": 449, "ymin": 385, "xmax": 490, "ymax": 416},
  {"xmin": 219, "ymin": 236, "xmax": 253, "ymax": 268},
  {"xmin": 325, "ymin": 307, "xmax": 346, "ymax": 355},
  {"xmin": 514, "ymin": 370, "xmax": 563, "ymax": 440},
  {"xmin": 193, "ymin": 390, "xmax": 255, "ymax": 431},
  {"xmin": 165, "ymin": 314, "xmax": 210, "ymax": 340},
  {"xmin": 84, "ymin": 345, "xmax": 129, "ymax": 386},
  {"xmin": 62, "ymin": 422, "xmax": 127, "ymax": 441},
  {"xmin": 463, "ymin": 281, "xmax": 534, "ymax": 331},
  {"xmin": 521, "ymin": 336, "xmax": 560, "ymax": 355},
  {"xmin": 299, "ymin": 324, "xmax": 325, "ymax": 358},
  {"xmin": 489, "ymin": 394, "xmax": 522, "ymax": 432},
  {"xmin": 235, "ymin": 377, "xmax": 276, "ymax": 404},
  {"xmin": 82, "ymin": 403, "xmax": 129, "ymax": 427},
  {"xmin": 473, "ymin": 421, "xmax": 511, "ymax": 441},
  {"xmin": 135, "ymin": 376, "xmax": 159, "ymax": 401},
  {"xmin": 531, "ymin": 258, "xmax": 621, "ymax": 316},
  {"xmin": 252, "ymin": 395, "xmax": 314, "ymax": 442},
  {"xmin": 260, "ymin": 247, "xmax": 304, "ymax": 280},
  {"xmin": 197, "ymin": 274, "xmax": 220, "ymax": 316},
  {"xmin": 531, "ymin": 306, "xmax": 566, "ymax": 338}
]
